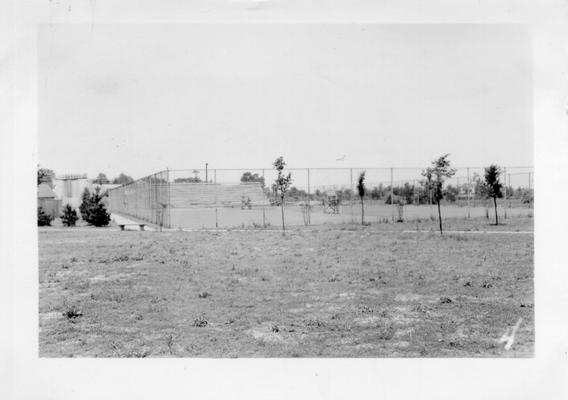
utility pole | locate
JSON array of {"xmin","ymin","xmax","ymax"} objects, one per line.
[
  {"xmin": 205, "ymin": 162, "xmax": 208, "ymax": 183},
  {"xmin": 503, "ymin": 167, "xmax": 507, "ymax": 219}
]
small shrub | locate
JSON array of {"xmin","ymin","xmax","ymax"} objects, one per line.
[
  {"xmin": 37, "ymin": 206, "xmax": 53, "ymax": 226},
  {"xmin": 60, "ymin": 204, "xmax": 78, "ymax": 227},
  {"xmin": 80, "ymin": 187, "xmax": 111, "ymax": 227},
  {"xmin": 89, "ymin": 203, "xmax": 111, "ymax": 227}
]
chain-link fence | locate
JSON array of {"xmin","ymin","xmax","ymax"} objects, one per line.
[
  {"xmin": 107, "ymin": 170, "xmax": 171, "ymax": 227},
  {"xmin": 107, "ymin": 166, "xmax": 533, "ymax": 229}
]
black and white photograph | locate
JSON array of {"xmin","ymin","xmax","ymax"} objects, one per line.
[
  {"xmin": 36, "ymin": 23, "xmax": 535, "ymax": 358},
  {"xmin": 3, "ymin": 0, "xmax": 568, "ymax": 399}
]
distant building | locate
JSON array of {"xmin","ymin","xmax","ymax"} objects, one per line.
[
  {"xmin": 52, "ymin": 174, "xmax": 91, "ymax": 209},
  {"xmin": 51, "ymin": 174, "xmax": 122, "ymax": 210},
  {"xmin": 38, "ymin": 182, "xmax": 61, "ymax": 218}
]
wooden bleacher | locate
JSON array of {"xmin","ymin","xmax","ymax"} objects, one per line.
[{"xmin": 169, "ymin": 182, "xmax": 269, "ymax": 208}]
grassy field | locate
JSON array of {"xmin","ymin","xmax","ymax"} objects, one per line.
[{"xmin": 39, "ymin": 217, "xmax": 534, "ymax": 357}]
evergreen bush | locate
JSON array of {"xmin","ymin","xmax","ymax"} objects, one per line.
[
  {"xmin": 37, "ymin": 206, "xmax": 53, "ymax": 226},
  {"xmin": 61, "ymin": 204, "xmax": 79, "ymax": 227},
  {"xmin": 79, "ymin": 187, "xmax": 111, "ymax": 227}
]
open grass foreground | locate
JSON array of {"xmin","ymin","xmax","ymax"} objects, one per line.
[{"xmin": 39, "ymin": 217, "xmax": 534, "ymax": 357}]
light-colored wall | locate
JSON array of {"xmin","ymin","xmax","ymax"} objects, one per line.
[{"xmin": 53, "ymin": 178, "xmax": 91, "ymax": 209}]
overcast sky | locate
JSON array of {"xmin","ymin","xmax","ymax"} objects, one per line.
[{"xmin": 38, "ymin": 24, "xmax": 532, "ymax": 180}]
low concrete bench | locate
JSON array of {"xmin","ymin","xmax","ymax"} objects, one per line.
[{"xmin": 118, "ymin": 224, "xmax": 146, "ymax": 231}]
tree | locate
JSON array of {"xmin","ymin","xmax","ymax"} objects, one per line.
[
  {"xmin": 273, "ymin": 156, "xmax": 293, "ymax": 235},
  {"xmin": 94, "ymin": 173, "xmax": 110, "ymax": 184},
  {"xmin": 37, "ymin": 167, "xmax": 54, "ymax": 187},
  {"xmin": 60, "ymin": 204, "xmax": 79, "ymax": 227},
  {"xmin": 240, "ymin": 172, "xmax": 265, "ymax": 188},
  {"xmin": 521, "ymin": 189, "xmax": 533, "ymax": 204},
  {"xmin": 37, "ymin": 206, "xmax": 53, "ymax": 226},
  {"xmin": 483, "ymin": 164, "xmax": 504, "ymax": 225},
  {"xmin": 79, "ymin": 187, "xmax": 111, "ymax": 227},
  {"xmin": 445, "ymin": 184, "xmax": 459, "ymax": 202},
  {"xmin": 112, "ymin": 173, "xmax": 135, "ymax": 185},
  {"xmin": 357, "ymin": 171, "xmax": 366, "ymax": 225},
  {"xmin": 422, "ymin": 154, "xmax": 456, "ymax": 234},
  {"xmin": 88, "ymin": 202, "xmax": 112, "ymax": 227},
  {"xmin": 79, "ymin": 187, "xmax": 92, "ymax": 221}
]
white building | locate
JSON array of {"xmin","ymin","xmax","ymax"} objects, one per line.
[{"xmin": 52, "ymin": 174, "xmax": 121, "ymax": 209}]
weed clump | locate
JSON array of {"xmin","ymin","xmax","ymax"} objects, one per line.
[
  {"xmin": 358, "ymin": 305, "xmax": 374, "ymax": 314},
  {"xmin": 377, "ymin": 325, "xmax": 396, "ymax": 340},
  {"xmin": 193, "ymin": 316, "xmax": 208, "ymax": 327},
  {"xmin": 305, "ymin": 318, "xmax": 325, "ymax": 329},
  {"xmin": 63, "ymin": 306, "xmax": 83, "ymax": 321}
]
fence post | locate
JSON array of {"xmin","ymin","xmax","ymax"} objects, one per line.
[
  {"xmin": 467, "ymin": 167, "xmax": 471, "ymax": 219},
  {"xmin": 391, "ymin": 168, "xmax": 394, "ymax": 222},
  {"xmin": 528, "ymin": 172, "xmax": 532, "ymax": 191},
  {"xmin": 307, "ymin": 168, "xmax": 311, "ymax": 225},
  {"xmin": 166, "ymin": 169, "xmax": 172, "ymax": 228},
  {"xmin": 261, "ymin": 169, "xmax": 266, "ymax": 227},
  {"xmin": 503, "ymin": 167, "xmax": 507, "ymax": 219},
  {"xmin": 350, "ymin": 168, "xmax": 354, "ymax": 223},
  {"xmin": 456, "ymin": 176, "xmax": 460, "ymax": 210}
]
